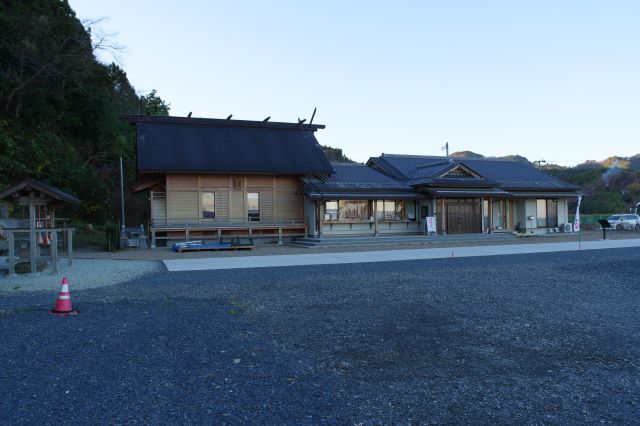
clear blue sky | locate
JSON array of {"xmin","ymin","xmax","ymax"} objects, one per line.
[{"xmin": 70, "ymin": 0, "xmax": 640, "ymax": 166}]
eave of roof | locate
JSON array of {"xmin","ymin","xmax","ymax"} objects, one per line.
[
  {"xmin": 410, "ymin": 178, "xmax": 500, "ymax": 188},
  {"xmin": 0, "ymin": 178, "xmax": 80, "ymax": 204},
  {"xmin": 306, "ymin": 190, "xmax": 423, "ymax": 201},
  {"xmin": 120, "ymin": 114, "xmax": 325, "ymax": 131}
]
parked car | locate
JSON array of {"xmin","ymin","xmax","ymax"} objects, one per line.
[{"xmin": 607, "ymin": 214, "xmax": 640, "ymax": 230}]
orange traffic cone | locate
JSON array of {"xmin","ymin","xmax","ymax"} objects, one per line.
[
  {"xmin": 37, "ymin": 231, "xmax": 43, "ymax": 245},
  {"xmin": 42, "ymin": 232, "xmax": 50, "ymax": 246},
  {"xmin": 50, "ymin": 277, "xmax": 79, "ymax": 316}
]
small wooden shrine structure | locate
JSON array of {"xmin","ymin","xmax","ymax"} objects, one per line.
[{"xmin": 0, "ymin": 178, "xmax": 79, "ymax": 274}]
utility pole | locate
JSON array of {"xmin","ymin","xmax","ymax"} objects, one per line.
[
  {"xmin": 120, "ymin": 157, "xmax": 125, "ymax": 236},
  {"xmin": 442, "ymin": 140, "xmax": 449, "ymax": 157}
]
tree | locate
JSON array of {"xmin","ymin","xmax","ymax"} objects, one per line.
[
  {"xmin": 0, "ymin": 0, "xmax": 171, "ymax": 223},
  {"xmin": 140, "ymin": 89, "xmax": 170, "ymax": 115}
]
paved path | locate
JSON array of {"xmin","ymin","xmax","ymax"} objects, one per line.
[{"xmin": 163, "ymin": 238, "xmax": 640, "ymax": 271}]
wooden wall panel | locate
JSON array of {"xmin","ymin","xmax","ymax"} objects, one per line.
[
  {"xmin": 169, "ymin": 191, "xmax": 198, "ymax": 220},
  {"xmin": 199, "ymin": 176, "xmax": 229, "ymax": 188},
  {"xmin": 276, "ymin": 191, "xmax": 303, "ymax": 220},
  {"xmin": 215, "ymin": 191, "xmax": 230, "ymax": 220},
  {"xmin": 151, "ymin": 195, "xmax": 167, "ymax": 221},
  {"xmin": 247, "ymin": 176, "xmax": 273, "ymax": 188},
  {"xmin": 260, "ymin": 191, "xmax": 273, "ymax": 220},
  {"xmin": 275, "ymin": 176, "xmax": 300, "ymax": 190},
  {"xmin": 161, "ymin": 174, "xmax": 304, "ymax": 223},
  {"xmin": 230, "ymin": 191, "xmax": 245, "ymax": 220},
  {"xmin": 167, "ymin": 175, "xmax": 198, "ymax": 188}
]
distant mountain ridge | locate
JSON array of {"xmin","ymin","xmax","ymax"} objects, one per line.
[{"xmin": 450, "ymin": 151, "xmax": 532, "ymax": 164}]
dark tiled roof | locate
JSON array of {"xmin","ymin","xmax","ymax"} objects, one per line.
[
  {"xmin": 303, "ymin": 163, "xmax": 420, "ymax": 200},
  {"xmin": 370, "ymin": 154, "xmax": 579, "ymax": 191},
  {"xmin": 304, "ymin": 163, "xmax": 411, "ymax": 190},
  {"xmin": 122, "ymin": 115, "xmax": 333, "ymax": 175},
  {"xmin": 0, "ymin": 178, "xmax": 80, "ymax": 204}
]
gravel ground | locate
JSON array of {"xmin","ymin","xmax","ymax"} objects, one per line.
[
  {"xmin": 0, "ymin": 259, "xmax": 163, "ymax": 293},
  {"xmin": 2, "ymin": 248, "xmax": 640, "ymax": 424}
]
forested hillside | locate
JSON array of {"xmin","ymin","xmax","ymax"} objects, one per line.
[
  {"xmin": 0, "ymin": 0, "xmax": 169, "ymax": 224},
  {"xmin": 543, "ymin": 155, "xmax": 640, "ymax": 214},
  {"xmin": 451, "ymin": 151, "xmax": 640, "ymax": 214}
]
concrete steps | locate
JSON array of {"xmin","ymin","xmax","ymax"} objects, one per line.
[{"xmin": 288, "ymin": 233, "xmax": 517, "ymax": 248}]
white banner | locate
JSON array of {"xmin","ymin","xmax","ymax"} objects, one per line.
[
  {"xmin": 426, "ymin": 216, "xmax": 437, "ymax": 234},
  {"xmin": 574, "ymin": 195, "xmax": 582, "ymax": 232}
]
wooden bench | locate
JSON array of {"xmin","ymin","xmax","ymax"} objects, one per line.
[{"xmin": 172, "ymin": 241, "xmax": 254, "ymax": 253}]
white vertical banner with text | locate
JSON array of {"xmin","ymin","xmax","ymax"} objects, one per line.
[{"xmin": 573, "ymin": 195, "xmax": 582, "ymax": 232}]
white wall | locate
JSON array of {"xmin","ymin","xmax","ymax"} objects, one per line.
[{"xmin": 525, "ymin": 199, "xmax": 538, "ymax": 230}]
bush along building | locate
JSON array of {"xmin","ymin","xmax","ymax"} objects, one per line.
[{"xmin": 122, "ymin": 115, "xmax": 580, "ymax": 246}]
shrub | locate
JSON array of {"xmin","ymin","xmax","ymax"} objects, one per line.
[{"xmin": 105, "ymin": 224, "xmax": 120, "ymax": 252}]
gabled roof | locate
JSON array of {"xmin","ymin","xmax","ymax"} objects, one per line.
[
  {"xmin": 121, "ymin": 115, "xmax": 333, "ymax": 175},
  {"xmin": 303, "ymin": 163, "xmax": 421, "ymax": 200},
  {"xmin": 368, "ymin": 154, "xmax": 579, "ymax": 191},
  {"xmin": 0, "ymin": 178, "xmax": 80, "ymax": 204}
]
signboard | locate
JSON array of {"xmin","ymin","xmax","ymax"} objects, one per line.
[{"xmin": 426, "ymin": 216, "xmax": 437, "ymax": 234}]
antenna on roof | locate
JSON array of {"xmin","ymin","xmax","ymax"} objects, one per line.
[
  {"xmin": 187, "ymin": 112, "xmax": 192, "ymax": 118},
  {"xmin": 441, "ymin": 138, "xmax": 449, "ymax": 157},
  {"xmin": 263, "ymin": 116, "xmax": 270, "ymax": 122},
  {"xmin": 298, "ymin": 118, "xmax": 307, "ymax": 124},
  {"xmin": 309, "ymin": 107, "xmax": 317, "ymax": 125},
  {"xmin": 226, "ymin": 114, "xmax": 233, "ymax": 120}
]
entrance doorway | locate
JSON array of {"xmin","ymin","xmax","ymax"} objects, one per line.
[{"xmin": 443, "ymin": 198, "xmax": 482, "ymax": 234}]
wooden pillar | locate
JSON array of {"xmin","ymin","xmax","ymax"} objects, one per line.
[
  {"xmin": 29, "ymin": 196, "xmax": 37, "ymax": 274},
  {"xmin": 8, "ymin": 231, "xmax": 14, "ymax": 275},
  {"xmin": 373, "ymin": 200, "xmax": 378, "ymax": 236},
  {"xmin": 488, "ymin": 198, "xmax": 493, "ymax": 231},
  {"xmin": 480, "ymin": 197, "xmax": 485, "ymax": 234},
  {"xmin": 440, "ymin": 198, "xmax": 446, "ymax": 235},
  {"xmin": 51, "ymin": 229, "xmax": 58, "ymax": 273},
  {"xmin": 67, "ymin": 229, "xmax": 73, "ymax": 266}
]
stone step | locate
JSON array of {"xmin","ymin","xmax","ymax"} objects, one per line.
[{"xmin": 288, "ymin": 233, "xmax": 516, "ymax": 248}]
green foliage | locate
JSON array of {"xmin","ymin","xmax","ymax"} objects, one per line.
[
  {"xmin": 0, "ymin": 0, "xmax": 170, "ymax": 224},
  {"xmin": 140, "ymin": 89, "xmax": 170, "ymax": 115},
  {"xmin": 104, "ymin": 224, "xmax": 120, "ymax": 252},
  {"xmin": 580, "ymin": 191, "xmax": 627, "ymax": 214},
  {"xmin": 322, "ymin": 145, "xmax": 355, "ymax": 163},
  {"xmin": 544, "ymin": 165, "xmax": 607, "ymax": 188}
]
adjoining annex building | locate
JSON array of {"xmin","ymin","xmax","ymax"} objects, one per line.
[{"xmin": 122, "ymin": 115, "xmax": 580, "ymax": 246}]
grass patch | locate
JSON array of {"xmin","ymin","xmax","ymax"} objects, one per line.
[{"xmin": 0, "ymin": 305, "xmax": 46, "ymax": 317}]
